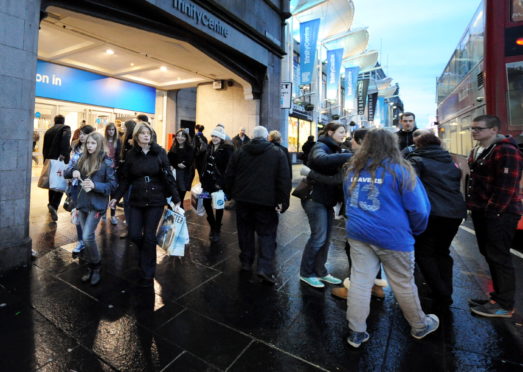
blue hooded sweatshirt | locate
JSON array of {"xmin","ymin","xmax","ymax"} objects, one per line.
[{"xmin": 344, "ymin": 163, "xmax": 430, "ymax": 252}]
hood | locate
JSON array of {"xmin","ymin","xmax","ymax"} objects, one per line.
[
  {"xmin": 494, "ymin": 134, "xmax": 520, "ymax": 148},
  {"xmin": 244, "ymin": 138, "xmax": 273, "ymax": 155},
  {"xmin": 408, "ymin": 145, "xmax": 452, "ymax": 163},
  {"xmin": 318, "ymin": 135, "xmax": 341, "ymax": 151}
]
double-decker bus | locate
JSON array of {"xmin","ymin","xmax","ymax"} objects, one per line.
[{"xmin": 436, "ymin": 0, "xmax": 523, "ymax": 156}]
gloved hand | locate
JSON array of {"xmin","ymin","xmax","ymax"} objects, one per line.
[{"xmin": 300, "ymin": 165, "xmax": 311, "ymax": 176}]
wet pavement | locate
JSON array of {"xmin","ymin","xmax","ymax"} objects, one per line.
[{"xmin": 1, "ymin": 166, "xmax": 523, "ymax": 371}]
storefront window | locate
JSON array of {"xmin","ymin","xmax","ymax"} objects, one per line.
[
  {"xmin": 298, "ymin": 120, "xmax": 312, "ymax": 151},
  {"xmin": 288, "ymin": 117, "xmax": 299, "ymax": 152},
  {"xmin": 506, "ymin": 61, "xmax": 523, "ymax": 126},
  {"xmin": 512, "ymin": 0, "xmax": 523, "ymax": 22}
]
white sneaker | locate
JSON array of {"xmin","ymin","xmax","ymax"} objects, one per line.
[
  {"xmin": 73, "ymin": 241, "xmax": 85, "ymax": 253},
  {"xmin": 110, "ymin": 216, "xmax": 118, "ymax": 225}
]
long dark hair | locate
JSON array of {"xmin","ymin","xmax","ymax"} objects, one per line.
[
  {"xmin": 72, "ymin": 125, "xmax": 95, "ymax": 151},
  {"xmin": 120, "ymin": 120, "xmax": 136, "ymax": 159},
  {"xmin": 170, "ymin": 129, "xmax": 192, "ymax": 152},
  {"xmin": 105, "ymin": 122, "xmax": 118, "ymax": 142}
]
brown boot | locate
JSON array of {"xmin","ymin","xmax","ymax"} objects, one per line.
[
  {"xmin": 331, "ymin": 287, "xmax": 348, "ymax": 300},
  {"xmin": 371, "ymin": 284, "xmax": 385, "ymax": 298}
]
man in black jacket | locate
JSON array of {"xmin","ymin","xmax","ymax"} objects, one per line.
[
  {"xmin": 225, "ymin": 126, "xmax": 292, "ymax": 284},
  {"xmin": 42, "ymin": 114, "xmax": 71, "ymax": 221},
  {"xmin": 396, "ymin": 112, "xmax": 418, "ymax": 150}
]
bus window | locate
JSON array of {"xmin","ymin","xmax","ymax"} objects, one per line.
[{"xmin": 506, "ymin": 61, "xmax": 523, "ymax": 127}]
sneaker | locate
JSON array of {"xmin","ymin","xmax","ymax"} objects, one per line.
[
  {"xmin": 411, "ymin": 314, "xmax": 440, "ymax": 339},
  {"xmin": 110, "ymin": 216, "xmax": 118, "ymax": 225},
  {"xmin": 346, "ymin": 330, "xmax": 370, "ymax": 348},
  {"xmin": 73, "ymin": 241, "xmax": 85, "ymax": 253},
  {"xmin": 300, "ymin": 276, "xmax": 325, "ymax": 288},
  {"xmin": 48, "ymin": 204, "xmax": 58, "ymax": 221},
  {"xmin": 468, "ymin": 298, "xmax": 490, "ymax": 307},
  {"xmin": 470, "ymin": 302, "xmax": 514, "ymax": 318},
  {"xmin": 319, "ymin": 274, "xmax": 342, "ymax": 285}
]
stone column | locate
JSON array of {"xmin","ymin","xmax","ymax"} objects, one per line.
[{"xmin": 0, "ymin": 0, "xmax": 41, "ymax": 271}]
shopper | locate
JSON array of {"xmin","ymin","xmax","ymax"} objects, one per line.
[
  {"xmin": 343, "ymin": 128, "xmax": 438, "ymax": 348},
  {"xmin": 225, "ymin": 126, "xmax": 291, "ymax": 284},
  {"xmin": 299, "ymin": 122, "xmax": 351, "ymax": 288},
  {"xmin": 396, "ymin": 112, "xmax": 418, "ymax": 150},
  {"xmin": 269, "ymin": 130, "xmax": 292, "ymax": 179},
  {"xmin": 42, "ymin": 114, "xmax": 71, "ymax": 221},
  {"xmin": 66, "ymin": 124, "xmax": 95, "ymax": 257},
  {"xmin": 104, "ymin": 122, "xmax": 122, "ymax": 225},
  {"xmin": 467, "ymin": 115, "xmax": 522, "ymax": 318},
  {"xmin": 301, "ymin": 135, "xmax": 316, "ymax": 164},
  {"xmin": 168, "ymin": 129, "xmax": 194, "ymax": 208},
  {"xmin": 201, "ymin": 125, "xmax": 233, "ymax": 242},
  {"xmin": 118, "ymin": 120, "xmax": 137, "ymax": 238},
  {"xmin": 110, "ymin": 122, "xmax": 181, "ymax": 287},
  {"xmin": 232, "ymin": 127, "xmax": 250, "ymax": 150},
  {"xmin": 193, "ymin": 124, "xmax": 208, "ymax": 179},
  {"xmin": 65, "ymin": 132, "xmax": 117, "ymax": 286}
]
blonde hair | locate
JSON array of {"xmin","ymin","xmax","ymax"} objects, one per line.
[
  {"xmin": 268, "ymin": 130, "xmax": 282, "ymax": 143},
  {"xmin": 132, "ymin": 122, "xmax": 154, "ymax": 145},
  {"xmin": 345, "ymin": 128, "xmax": 416, "ymax": 191},
  {"xmin": 78, "ymin": 132, "xmax": 105, "ymax": 177}
]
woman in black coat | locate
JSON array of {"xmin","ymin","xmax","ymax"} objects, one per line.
[
  {"xmin": 110, "ymin": 123, "xmax": 181, "ymax": 287},
  {"xmin": 406, "ymin": 130, "xmax": 467, "ymax": 310},
  {"xmin": 168, "ymin": 129, "xmax": 194, "ymax": 208},
  {"xmin": 201, "ymin": 126, "xmax": 233, "ymax": 242}
]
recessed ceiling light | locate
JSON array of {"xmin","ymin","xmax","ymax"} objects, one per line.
[
  {"xmin": 160, "ymin": 66, "xmax": 168, "ymax": 71},
  {"xmin": 130, "ymin": 62, "xmax": 135, "ymax": 66},
  {"xmin": 105, "ymin": 49, "xmax": 114, "ymax": 55}
]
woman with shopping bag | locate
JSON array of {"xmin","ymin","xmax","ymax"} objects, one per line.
[
  {"xmin": 64, "ymin": 132, "xmax": 117, "ymax": 286},
  {"xmin": 200, "ymin": 126, "xmax": 233, "ymax": 242},
  {"xmin": 110, "ymin": 122, "xmax": 181, "ymax": 287},
  {"xmin": 168, "ymin": 129, "xmax": 194, "ymax": 209}
]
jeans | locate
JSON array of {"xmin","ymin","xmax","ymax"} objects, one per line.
[
  {"xmin": 415, "ymin": 216, "xmax": 462, "ymax": 304},
  {"xmin": 300, "ymin": 199, "xmax": 333, "ymax": 277},
  {"xmin": 48, "ymin": 189, "xmax": 63, "ymax": 210},
  {"xmin": 128, "ymin": 205, "xmax": 164, "ymax": 279},
  {"xmin": 236, "ymin": 202, "xmax": 279, "ymax": 275},
  {"xmin": 471, "ymin": 210, "xmax": 520, "ymax": 309},
  {"xmin": 347, "ymin": 238, "xmax": 428, "ymax": 333},
  {"xmin": 78, "ymin": 210, "xmax": 102, "ymax": 265}
]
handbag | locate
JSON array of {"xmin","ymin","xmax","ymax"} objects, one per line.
[
  {"xmin": 291, "ymin": 178, "xmax": 313, "ymax": 200},
  {"xmin": 37, "ymin": 159, "xmax": 51, "ymax": 189},
  {"xmin": 63, "ymin": 195, "xmax": 74, "ymax": 212}
]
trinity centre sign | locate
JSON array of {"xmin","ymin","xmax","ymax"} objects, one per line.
[{"xmin": 172, "ymin": 0, "xmax": 229, "ymax": 38}]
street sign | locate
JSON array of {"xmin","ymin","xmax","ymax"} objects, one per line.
[{"xmin": 280, "ymin": 82, "xmax": 292, "ymax": 109}]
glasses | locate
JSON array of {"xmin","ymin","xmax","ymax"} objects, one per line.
[{"xmin": 471, "ymin": 127, "xmax": 489, "ymax": 132}]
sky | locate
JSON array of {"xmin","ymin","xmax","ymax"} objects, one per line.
[{"xmin": 351, "ymin": 0, "xmax": 482, "ymax": 128}]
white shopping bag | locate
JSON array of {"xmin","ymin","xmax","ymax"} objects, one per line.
[
  {"xmin": 156, "ymin": 208, "xmax": 189, "ymax": 256},
  {"xmin": 49, "ymin": 159, "xmax": 67, "ymax": 192},
  {"xmin": 190, "ymin": 183, "xmax": 206, "ymax": 216},
  {"xmin": 211, "ymin": 190, "xmax": 225, "ymax": 209}
]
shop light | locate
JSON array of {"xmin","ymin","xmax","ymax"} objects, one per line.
[
  {"xmin": 105, "ymin": 49, "xmax": 114, "ymax": 55},
  {"xmin": 517, "ymin": 38, "xmax": 523, "ymax": 46},
  {"xmin": 130, "ymin": 62, "xmax": 135, "ymax": 66},
  {"xmin": 160, "ymin": 66, "xmax": 168, "ymax": 71}
]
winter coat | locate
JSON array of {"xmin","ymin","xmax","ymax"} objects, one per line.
[
  {"xmin": 114, "ymin": 143, "xmax": 180, "ymax": 207},
  {"xmin": 272, "ymin": 142, "xmax": 293, "ymax": 179},
  {"xmin": 344, "ymin": 162, "xmax": 431, "ymax": 252},
  {"xmin": 307, "ymin": 135, "xmax": 352, "ymax": 207},
  {"xmin": 64, "ymin": 156, "xmax": 117, "ymax": 213},
  {"xmin": 467, "ymin": 135, "xmax": 523, "ymax": 216},
  {"xmin": 301, "ymin": 139, "xmax": 316, "ymax": 165},
  {"xmin": 232, "ymin": 134, "xmax": 251, "ymax": 150},
  {"xmin": 396, "ymin": 127, "xmax": 418, "ymax": 150},
  {"xmin": 201, "ymin": 142, "xmax": 233, "ymax": 193},
  {"xmin": 168, "ymin": 144, "xmax": 195, "ymax": 191},
  {"xmin": 406, "ymin": 145, "xmax": 467, "ymax": 219},
  {"xmin": 43, "ymin": 124, "xmax": 71, "ymax": 163},
  {"xmin": 225, "ymin": 139, "xmax": 291, "ymax": 211}
]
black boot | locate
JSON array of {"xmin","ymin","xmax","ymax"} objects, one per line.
[
  {"xmin": 210, "ymin": 223, "xmax": 221, "ymax": 242},
  {"xmin": 81, "ymin": 268, "xmax": 92, "ymax": 283},
  {"xmin": 90, "ymin": 263, "xmax": 101, "ymax": 286}
]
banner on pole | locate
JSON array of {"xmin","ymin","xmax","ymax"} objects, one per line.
[
  {"xmin": 326, "ymin": 48, "xmax": 344, "ymax": 101},
  {"xmin": 299, "ymin": 19, "xmax": 321, "ymax": 85},
  {"xmin": 344, "ymin": 66, "xmax": 360, "ymax": 111},
  {"xmin": 367, "ymin": 92, "xmax": 378, "ymax": 122},
  {"xmin": 357, "ymin": 79, "xmax": 369, "ymax": 115}
]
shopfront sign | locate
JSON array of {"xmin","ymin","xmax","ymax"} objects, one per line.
[
  {"xmin": 280, "ymin": 82, "xmax": 292, "ymax": 109},
  {"xmin": 344, "ymin": 66, "xmax": 359, "ymax": 112},
  {"xmin": 326, "ymin": 48, "xmax": 343, "ymax": 102},
  {"xmin": 299, "ymin": 18, "xmax": 321, "ymax": 85},
  {"xmin": 172, "ymin": 0, "xmax": 229, "ymax": 38},
  {"xmin": 35, "ymin": 60, "xmax": 156, "ymax": 113}
]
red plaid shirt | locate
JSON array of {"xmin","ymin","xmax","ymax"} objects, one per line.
[{"xmin": 467, "ymin": 136, "xmax": 522, "ymax": 216}]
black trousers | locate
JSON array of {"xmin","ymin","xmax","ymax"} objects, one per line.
[
  {"xmin": 128, "ymin": 206, "xmax": 164, "ymax": 279},
  {"xmin": 48, "ymin": 189, "xmax": 63, "ymax": 210},
  {"xmin": 236, "ymin": 202, "xmax": 279, "ymax": 275},
  {"xmin": 415, "ymin": 215, "xmax": 462, "ymax": 305},
  {"xmin": 203, "ymin": 198, "xmax": 223, "ymax": 231},
  {"xmin": 471, "ymin": 210, "xmax": 520, "ymax": 310}
]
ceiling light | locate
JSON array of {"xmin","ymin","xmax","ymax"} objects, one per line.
[
  {"xmin": 160, "ymin": 66, "xmax": 168, "ymax": 71},
  {"xmin": 105, "ymin": 49, "xmax": 114, "ymax": 55},
  {"xmin": 130, "ymin": 62, "xmax": 135, "ymax": 66}
]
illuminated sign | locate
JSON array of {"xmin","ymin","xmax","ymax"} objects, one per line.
[{"xmin": 35, "ymin": 60, "xmax": 156, "ymax": 113}]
